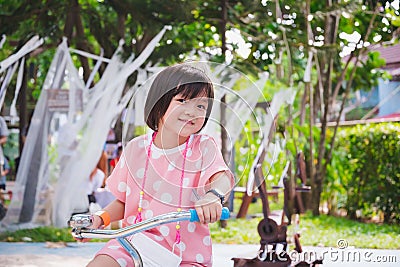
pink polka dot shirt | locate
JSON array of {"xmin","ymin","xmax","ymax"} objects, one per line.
[{"xmin": 98, "ymin": 133, "xmax": 234, "ymax": 266}]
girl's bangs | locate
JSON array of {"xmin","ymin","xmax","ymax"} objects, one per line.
[{"xmin": 176, "ymin": 82, "xmax": 213, "ymax": 99}]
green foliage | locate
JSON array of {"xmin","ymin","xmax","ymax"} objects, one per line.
[
  {"xmin": 329, "ymin": 123, "xmax": 400, "ymax": 224},
  {"xmin": 134, "ymin": 126, "xmax": 147, "ymax": 137},
  {"xmin": 233, "ymin": 78, "xmax": 296, "ymax": 188},
  {"xmin": 0, "ymin": 0, "xmax": 223, "ymax": 102},
  {"xmin": 234, "ymin": 120, "xmax": 261, "ymax": 187},
  {"xmin": 2, "ymin": 131, "xmax": 20, "ymax": 179},
  {"xmin": 293, "ymin": 212, "xmax": 400, "ymax": 249},
  {"xmin": 213, "ymin": 207, "xmax": 400, "ymax": 249},
  {"xmin": 349, "ymin": 51, "xmax": 390, "ymax": 92},
  {"xmin": 1, "ymin": 0, "xmax": 399, "ymax": 109},
  {"xmin": 0, "ymin": 227, "xmax": 75, "ymax": 242},
  {"xmin": 345, "ymin": 107, "xmax": 371, "ymax": 121},
  {"xmin": 210, "ymin": 217, "xmax": 261, "ymax": 244},
  {"xmin": 388, "ymin": 7, "xmax": 400, "ymax": 27}
]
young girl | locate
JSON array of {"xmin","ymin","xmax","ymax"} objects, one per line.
[{"xmin": 86, "ymin": 64, "xmax": 234, "ymax": 267}]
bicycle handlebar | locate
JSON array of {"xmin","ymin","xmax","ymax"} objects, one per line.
[
  {"xmin": 70, "ymin": 207, "xmax": 230, "ymax": 240},
  {"xmin": 189, "ymin": 207, "xmax": 230, "ymax": 222}
]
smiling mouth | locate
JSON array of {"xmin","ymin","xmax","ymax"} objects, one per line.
[{"xmin": 179, "ymin": 119, "xmax": 195, "ymax": 125}]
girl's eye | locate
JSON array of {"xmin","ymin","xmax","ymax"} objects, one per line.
[
  {"xmin": 197, "ymin": 104, "xmax": 207, "ymax": 110},
  {"xmin": 176, "ymin": 98, "xmax": 187, "ymax": 103}
]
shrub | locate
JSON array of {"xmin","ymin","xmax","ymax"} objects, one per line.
[{"xmin": 330, "ymin": 123, "xmax": 400, "ymax": 223}]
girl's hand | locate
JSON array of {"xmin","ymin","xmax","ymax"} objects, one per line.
[
  {"xmin": 74, "ymin": 215, "xmax": 103, "ymax": 243},
  {"xmin": 90, "ymin": 214, "xmax": 104, "ymax": 229},
  {"xmin": 194, "ymin": 194, "xmax": 223, "ymax": 224}
]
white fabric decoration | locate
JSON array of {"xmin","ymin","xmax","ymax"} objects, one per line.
[
  {"xmin": 2, "ymin": 27, "xmax": 168, "ymax": 229},
  {"xmin": 246, "ymin": 88, "xmax": 297, "ymax": 196}
]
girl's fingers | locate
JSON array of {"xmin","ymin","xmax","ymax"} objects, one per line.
[
  {"xmin": 210, "ymin": 204, "xmax": 222, "ymax": 223},
  {"xmin": 196, "ymin": 203, "xmax": 223, "ymax": 224},
  {"xmin": 202, "ymin": 206, "xmax": 212, "ymax": 224},
  {"xmin": 195, "ymin": 206, "xmax": 205, "ymax": 224},
  {"xmin": 194, "ymin": 196, "xmax": 223, "ymax": 223},
  {"xmin": 210, "ymin": 208, "xmax": 217, "ymax": 223}
]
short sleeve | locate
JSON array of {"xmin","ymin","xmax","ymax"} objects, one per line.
[{"xmin": 198, "ymin": 135, "xmax": 235, "ymax": 192}]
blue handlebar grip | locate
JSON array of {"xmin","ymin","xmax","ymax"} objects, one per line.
[{"xmin": 189, "ymin": 207, "xmax": 230, "ymax": 222}]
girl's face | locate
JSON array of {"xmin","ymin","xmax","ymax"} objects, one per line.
[{"xmin": 159, "ymin": 93, "xmax": 209, "ymax": 140}]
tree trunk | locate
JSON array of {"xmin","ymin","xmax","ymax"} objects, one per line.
[
  {"xmin": 219, "ymin": 0, "xmax": 229, "ymax": 228},
  {"xmin": 63, "ymin": 0, "xmax": 75, "ymax": 40},
  {"xmin": 73, "ymin": 0, "xmax": 91, "ymax": 83},
  {"xmin": 311, "ymin": 1, "xmax": 339, "ymax": 216},
  {"xmin": 63, "ymin": 0, "xmax": 91, "ymax": 83},
  {"xmin": 310, "ymin": 2, "xmax": 379, "ymax": 216}
]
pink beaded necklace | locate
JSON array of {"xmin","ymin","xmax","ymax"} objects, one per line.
[{"xmin": 134, "ymin": 131, "xmax": 190, "ymax": 244}]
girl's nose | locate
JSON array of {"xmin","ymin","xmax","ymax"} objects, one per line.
[{"xmin": 184, "ymin": 108, "xmax": 195, "ymax": 116}]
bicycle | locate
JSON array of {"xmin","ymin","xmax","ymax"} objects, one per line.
[{"xmin": 69, "ymin": 207, "xmax": 230, "ymax": 267}]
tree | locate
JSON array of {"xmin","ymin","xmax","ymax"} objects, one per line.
[
  {"xmin": 0, "ymin": 0, "xmax": 223, "ymax": 145},
  {"xmin": 222, "ymin": 0, "xmax": 399, "ymax": 215},
  {"xmin": 303, "ymin": 0, "xmax": 399, "ymax": 215}
]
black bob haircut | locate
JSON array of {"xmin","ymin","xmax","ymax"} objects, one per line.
[{"xmin": 144, "ymin": 64, "xmax": 214, "ymax": 132}]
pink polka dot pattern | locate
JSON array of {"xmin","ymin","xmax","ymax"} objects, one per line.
[{"xmin": 104, "ymin": 134, "xmax": 234, "ymax": 266}]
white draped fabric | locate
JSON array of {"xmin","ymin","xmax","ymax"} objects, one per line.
[
  {"xmin": 0, "ymin": 36, "xmax": 43, "ymax": 116},
  {"xmin": 197, "ymin": 62, "xmax": 269, "ymax": 151},
  {"xmin": 246, "ymin": 88, "xmax": 297, "ymax": 195},
  {"xmin": 2, "ymin": 27, "xmax": 167, "ymax": 229}
]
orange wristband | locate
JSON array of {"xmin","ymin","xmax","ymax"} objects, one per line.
[{"xmin": 94, "ymin": 210, "xmax": 110, "ymax": 227}]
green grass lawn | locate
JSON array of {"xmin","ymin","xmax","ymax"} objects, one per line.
[
  {"xmin": 1, "ymin": 198, "xmax": 399, "ymax": 249},
  {"xmin": 209, "ymin": 196, "xmax": 400, "ymax": 249},
  {"xmin": 210, "ymin": 213, "xmax": 400, "ymax": 249}
]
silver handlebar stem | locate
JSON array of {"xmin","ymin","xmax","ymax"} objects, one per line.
[{"xmin": 71, "ymin": 210, "xmax": 192, "ymax": 239}]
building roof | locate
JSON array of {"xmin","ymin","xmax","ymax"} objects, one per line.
[
  {"xmin": 369, "ymin": 43, "xmax": 400, "ymax": 79},
  {"xmin": 372, "ymin": 43, "xmax": 400, "ymax": 66},
  {"xmin": 375, "ymin": 112, "xmax": 400, "ymax": 119},
  {"xmin": 343, "ymin": 43, "xmax": 400, "ymax": 78}
]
